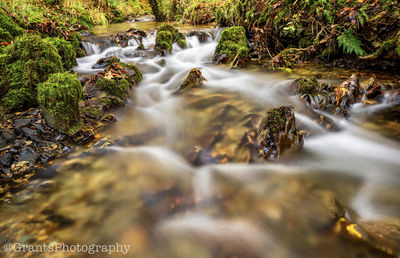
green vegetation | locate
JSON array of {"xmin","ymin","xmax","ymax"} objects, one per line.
[
  {"xmin": 0, "ymin": 34, "xmax": 63, "ymax": 109},
  {"xmin": 44, "ymin": 37, "xmax": 77, "ymax": 69},
  {"xmin": 155, "ymin": 24, "xmax": 187, "ymax": 54},
  {"xmin": 214, "ymin": 26, "xmax": 248, "ymax": 65},
  {"xmin": 0, "ymin": 0, "xmax": 150, "ymax": 30},
  {"xmin": 38, "ymin": 72, "xmax": 83, "ymax": 135},
  {"xmin": 150, "ymin": 0, "xmax": 399, "ymax": 69},
  {"xmin": 95, "ymin": 78, "xmax": 130, "ymax": 101}
]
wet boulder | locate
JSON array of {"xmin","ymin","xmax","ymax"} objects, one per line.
[
  {"xmin": 155, "ymin": 24, "xmax": 187, "ymax": 55},
  {"xmin": 187, "ymin": 30, "xmax": 213, "ymax": 43},
  {"xmin": 213, "ymin": 26, "xmax": 249, "ymax": 67},
  {"xmin": 257, "ymin": 106, "xmax": 303, "ymax": 161},
  {"xmin": 176, "ymin": 68, "xmax": 207, "ymax": 92},
  {"xmin": 85, "ymin": 57, "xmax": 142, "ymax": 101},
  {"xmin": 38, "ymin": 72, "xmax": 83, "ymax": 135},
  {"xmin": 291, "ymin": 74, "xmax": 361, "ymax": 117},
  {"xmin": 92, "ymin": 56, "xmax": 121, "ymax": 69}
]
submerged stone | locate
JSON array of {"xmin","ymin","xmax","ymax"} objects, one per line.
[{"xmin": 257, "ymin": 106, "xmax": 303, "ymax": 161}]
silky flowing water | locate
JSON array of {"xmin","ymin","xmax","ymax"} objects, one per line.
[{"xmin": 1, "ymin": 21, "xmax": 399, "ymax": 258}]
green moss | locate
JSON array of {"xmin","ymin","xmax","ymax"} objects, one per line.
[
  {"xmin": 155, "ymin": 24, "xmax": 187, "ymax": 54},
  {"xmin": 258, "ymin": 106, "xmax": 294, "ymax": 138},
  {"xmin": 214, "ymin": 26, "xmax": 249, "ymax": 63},
  {"xmin": 294, "ymin": 77, "xmax": 319, "ymax": 95},
  {"xmin": 158, "ymin": 24, "xmax": 178, "ymax": 37},
  {"xmin": 176, "ymin": 32, "xmax": 187, "ymax": 48},
  {"xmin": 119, "ymin": 62, "xmax": 143, "ymax": 83},
  {"xmin": 38, "ymin": 72, "xmax": 83, "ymax": 135},
  {"xmin": 69, "ymin": 33, "xmax": 82, "ymax": 49},
  {"xmin": 156, "ymin": 31, "xmax": 173, "ymax": 53},
  {"xmin": 0, "ymin": 27, "xmax": 12, "ymax": 42},
  {"xmin": 95, "ymin": 78, "xmax": 129, "ymax": 101},
  {"xmin": 44, "ymin": 37, "xmax": 77, "ymax": 70},
  {"xmin": 1, "ymin": 33, "xmax": 63, "ymax": 109},
  {"xmin": 0, "ymin": 10, "xmax": 23, "ymax": 41}
]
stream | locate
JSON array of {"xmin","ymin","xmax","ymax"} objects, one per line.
[{"xmin": 0, "ymin": 21, "xmax": 400, "ymax": 257}]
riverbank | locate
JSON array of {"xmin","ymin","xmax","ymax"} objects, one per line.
[{"xmin": 150, "ymin": 0, "xmax": 400, "ymax": 72}]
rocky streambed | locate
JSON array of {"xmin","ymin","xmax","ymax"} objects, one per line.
[{"xmin": 0, "ymin": 21, "xmax": 400, "ymax": 258}]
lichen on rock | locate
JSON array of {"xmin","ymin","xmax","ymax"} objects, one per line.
[
  {"xmin": 38, "ymin": 72, "xmax": 83, "ymax": 135},
  {"xmin": 213, "ymin": 26, "xmax": 249, "ymax": 66}
]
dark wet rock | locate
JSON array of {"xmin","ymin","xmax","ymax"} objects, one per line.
[
  {"xmin": 18, "ymin": 147, "xmax": 38, "ymax": 163},
  {"xmin": 126, "ymin": 28, "xmax": 147, "ymax": 38},
  {"xmin": 109, "ymin": 29, "xmax": 147, "ymax": 49},
  {"xmin": 257, "ymin": 106, "xmax": 303, "ymax": 161},
  {"xmin": 21, "ymin": 127, "xmax": 39, "ymax": 141},
  {"xmin": 109, "ymin": 33, "xmax": 131, "ymax": 48},
  {"xmin": 91, "ymin": 56, "xmax": 120, "ymax": 69},
  {"xmin": 13, "ymin": 118, "xmax": 32, "ymax": 128},
  {"xmin": 32, "ymin": 123, "xmax": 46, "ymax": 134},
  {"xmin": 0, "ymin": 129, "xmax": 16, "ymax": 148},
  {"xmin": 0, "ymin": 152, "xmax": 13, "ymax": 166},
  {"xmin": 291, "ymin": 74, "xmax": 362, "ymax": 117},
  {"xmin": 12, "ymin": 140, "xmax": 25, "ymax": 148},
  {"xmin": 78, "ymin": 76, "xmax": 90, "ymax": 86},
  {"xmin": 176, "ymin": 68, "xmax": 207, "ymax": 92},
  {"xmin": 187, "ymin": 30, "xmax": 212, "ymax": 43}
]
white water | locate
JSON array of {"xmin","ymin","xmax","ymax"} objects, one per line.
[{"xmin": 74, "ymin": 29, "xmax": 400, "ymax": 221}]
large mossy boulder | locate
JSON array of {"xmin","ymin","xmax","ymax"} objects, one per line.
[
  {"xmin": 155, "ymin": 24, "xmax": 187, "ymax": 55},
  {"xmin": 44, "ymin": 37, "xmax": 77, "ymax": 70},
  {"xmin": 0, "ymin": 34, "xmax": 63, "ymax": 110},
  {"xmin": 257, "ymin": 106, "xmax": 303, "ymax": 161},
  {"xmin": 38, "ymin": 72, "xmax": 83, "ymax": 135},
  {"xmin": 213, "ymin": 26, "xmax": 249, "ymax": 66}
]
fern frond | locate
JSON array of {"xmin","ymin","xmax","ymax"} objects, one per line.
[{"xmin": 337, "ymin": 30, "xmax": 366, "ymax": 56}]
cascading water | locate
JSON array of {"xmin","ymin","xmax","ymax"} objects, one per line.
[{"xmin": 1, "ymin": 21, "xmax": 399, "ymax": 258}]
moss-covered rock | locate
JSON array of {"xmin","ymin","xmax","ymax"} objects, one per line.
[
  {"xmin": 119, "ymin": 62, "xmax": 143, "ymax": 84},
  {"xmin": 0, "ymin": 10, "xmax": 23, "ymax": 42},
  {"xmin": 38, "ymin": 72, "xmax": 83, "ymax": 135},
  {"xmin": 155, "ymin": 24, "xmax": 187, "ymax": 55},
  {"xmin": 44, "ymin": 37, "xmax": 77, "ymax": 70},
  {"xmin": 213, "ymin": 26, "xmax": 249, "ymax": 65},
  {"xmin": 257, "ymin": 106, "xmax": 303, "ymax": 161},
  {"xmin": 155, "ymin": 31, "xmax": 173, "ymax": 54},
  {"xmin": 95, "ymin": 78, "xmax": 129, "ymax": 101},
  {"xmin": 0, "ymin": 34, "xmax": 63, "ymax": 110}
]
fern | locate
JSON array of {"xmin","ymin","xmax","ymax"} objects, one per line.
[{"xmin": 337, "ymin": 30, "xmax": 366, "ymax": 56}]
